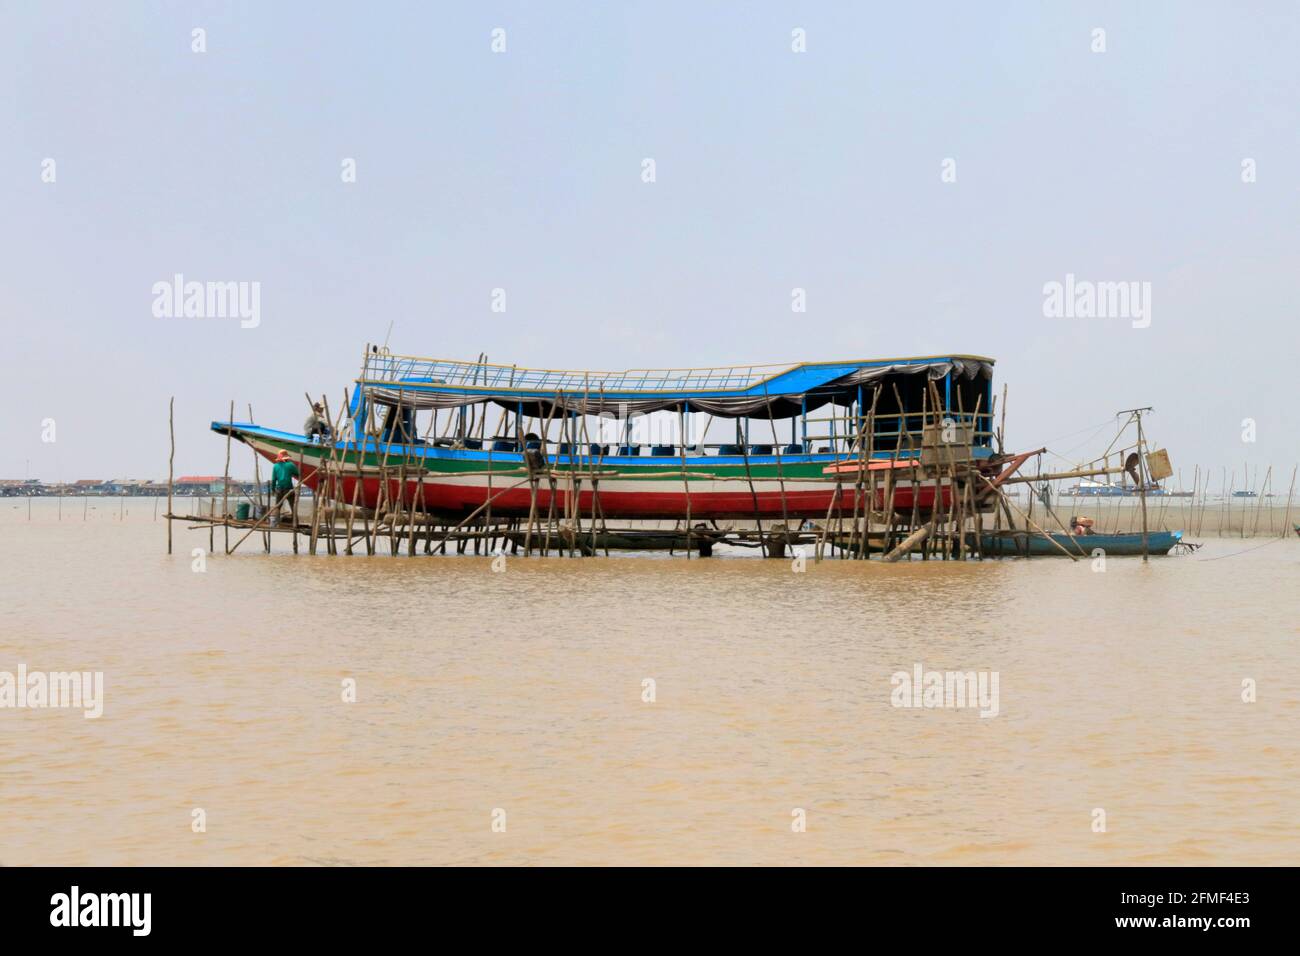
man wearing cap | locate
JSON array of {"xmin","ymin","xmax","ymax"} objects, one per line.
[
  {"xmin": 270, "ymin": 450, "xmax": 300, "ymax": 523},
  {"xmin": 305, "ymin": 402, "xmax": 331, "ymax": 441}
]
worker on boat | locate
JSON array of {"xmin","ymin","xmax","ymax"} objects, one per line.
[
  {"xmin": 305, "ymin": 402, "xmax": 331, "ymax": 441},
  {"xmin": 1069, "ymin": 515, "xmax": 1096, "ymax": 536},
  {"xmin": 270, "ymin": 450, "xmax": 300, "ymax": 523}
]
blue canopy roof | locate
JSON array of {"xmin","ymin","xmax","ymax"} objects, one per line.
[{"xmin": 359, "ymin": 352, "xmax": 994, "ymax": 418}]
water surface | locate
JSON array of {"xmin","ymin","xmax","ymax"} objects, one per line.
[{"xmin": 2, "ymin": 497, "xmax": 1296, "ymax": 865}]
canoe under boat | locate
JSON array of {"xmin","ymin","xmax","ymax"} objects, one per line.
[{"xmin": 979, "ymin": 530, "xmax": 1183, "ymax": 557}]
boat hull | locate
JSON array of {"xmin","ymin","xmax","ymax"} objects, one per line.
[{"xmin": 234, "ymin": 430, "xmax": 978, "ymax": 521}]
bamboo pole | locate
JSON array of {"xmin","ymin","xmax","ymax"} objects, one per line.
[
  {"xmin": 222, "ymin": 400, "xmax": 234, "ymax": 554},
  {"xmin": 959, "ymin": 392, "xmax": 981, "ymax": 559},
  {"xmin": 484, "ymin": 423, "xmax": 495, "ymax": 554},
  {"xmin": 325, "ymin": 394, "xmax": 349, "ymax": 555},
  {"xmin": 764, "ymin": 386, "xmax": 791, "ymax": 555},
  {"xmin": 306, "ymin": 443, "xmax": 322, "ymax": 555},
  {"xmin": 882, "ymin": 524, "xmax": 929, "ymax": 562},
  {"xmin": 864, "ymin": 387, "xmax": 880, "ymax": 558},
  {"xmin": 593, "ymin": 388, "xmax": 611, "ymax": 556},
  {"xmin": 248, "ymin": 403, "xmax": 269, "ymax": 552},
  {"xmin": 567, "ymin": 412, "xmax": 583, "ymax": 556},
  {"xmin": 167, "ymin": 397, "xmax": 174, "ymax": 554},
  {"xmin": 926, "ymin": 383, "xmax": 945, "ymax": 559},
  {"xmin": 359, "ymin": 395, "xmax": 378, "ymax": 555},
  {"xmin": 735, "ymin": 417, "xmax": 768, "ymax": 557},
  {"xmin": 997, "ymin": 383, "xmax": 1007, "ymax": 455},
  {"xmin": 1281, "ymin": 465, "xmax": 1296, "ymax": 539},
  {"xmin": 408, "ymin": 436, "xmax": 425, "ymax": 557},
  {"xmin": 679, "ymin": 403, "xmax": 692, "ymax": 559},
  {"xmin": 888, "ymin": 383, "xmax": 912, "ymax": 556},
  {"xmin": 845, "ymin": 392, "xmax": 868, "ymax": 558},
  {"xmin": 523, "ymin": 395, "xmax": 562, "ymax": 555},
  {"xmin": 375, "ymin": 397, "xmax": 399, "ymax": 554},
  {"xmin": 307, "ymin": 440, "xmax": 323, "ymax": 556},
  {"xmin": 1253, "ymin": 466, "xmax": 1270, "ymax": 538}
]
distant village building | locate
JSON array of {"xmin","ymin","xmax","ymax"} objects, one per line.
[
  {"xmin": 174, "ymin": 476, "xmax": 226, "ymax": 496},
  {"xmin": 173, "ymin": 476, "xmax": 258, "ymax": 496},
  {"xmin": 0, "ymin": 478, "xmax": 43, "ymax": 497},
  {"xmin": 103, "ymin": 478, "xmax": 154, "ymax": 495},
  {"xmin": 2, "ymin": 477, "xmax": 259, "ymax": 497}
]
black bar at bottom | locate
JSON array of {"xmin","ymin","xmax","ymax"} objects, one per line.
[{"xmin": 0, "ymin": 866, "xmax": 1283, "ymax": 941}]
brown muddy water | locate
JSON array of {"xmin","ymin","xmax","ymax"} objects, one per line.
[{"xmin": 2, "ymin": 497, "xmax": 1297, "ymax": 865}]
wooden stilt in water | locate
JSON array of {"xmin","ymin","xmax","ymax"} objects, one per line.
[
  {"xmin": 167, "ymin": 397, "xmax": 174, "ymax": 554},
  {"xmin": 247, "ymin": 403, "xmax": 270, "ymax": 553},
  {"xmin": 883, "ymin": 524, "xmax": 929, "ymax": 562},
  {"xmin": 222, "ymin": 400, "xmax": 234, "ymax": 554}
]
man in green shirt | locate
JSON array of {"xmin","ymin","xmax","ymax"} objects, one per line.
[{"xmin": 270, "ymin": 450, "xmax": 300, "ymax": 523}]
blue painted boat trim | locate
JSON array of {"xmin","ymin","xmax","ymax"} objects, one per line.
[{"xmin": 211, "ymin": 421, "xmax": 996, "ymax": 467}]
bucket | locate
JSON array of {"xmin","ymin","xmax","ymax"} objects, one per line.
[{"xmin": 235, "ymin": 502, "xmax": 251, "ymax": 521}]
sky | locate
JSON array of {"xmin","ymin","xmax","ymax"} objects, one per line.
[{"xmin": 3, "ymin": 1, "xmax": 1298, "ymax": 485}]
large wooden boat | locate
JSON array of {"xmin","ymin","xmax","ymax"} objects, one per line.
[{"xmin": 213, "ymin": 350, "xmax": 1022, "ymax": 521}]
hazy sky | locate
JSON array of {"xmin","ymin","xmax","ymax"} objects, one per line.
[{"xmin": 3, "ymin": 1, "xmax": 1298, "ymax": 484}]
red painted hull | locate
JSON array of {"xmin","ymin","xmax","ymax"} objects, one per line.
[{"xmin": 295, "ymin": 466, "xmax": 959, "ymax": 521}]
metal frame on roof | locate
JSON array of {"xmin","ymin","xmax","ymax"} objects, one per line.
[{"xmin": 356, "ymin": 352, "xmax": 994, "ymax": 417}]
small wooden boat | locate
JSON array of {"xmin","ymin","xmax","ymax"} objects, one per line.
[{"xmin": 979, "ymin": 529, "xmax": 1183, "ymax": 557}]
